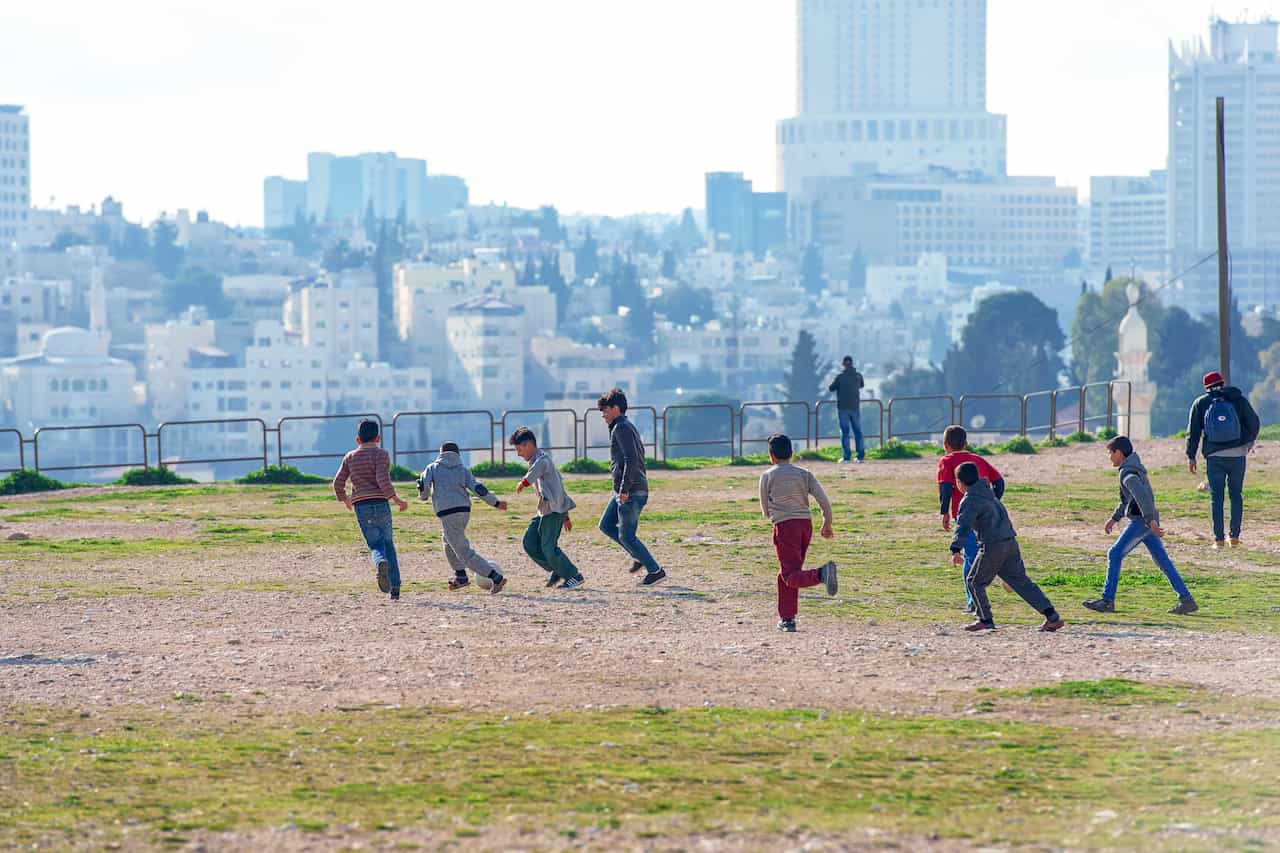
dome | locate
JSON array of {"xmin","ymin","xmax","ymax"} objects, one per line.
[{"xmin": 40, "ymin": 327, "xmax": 99, "ymax": 358}]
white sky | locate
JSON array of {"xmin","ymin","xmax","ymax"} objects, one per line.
[{"xmin": 2, "ymin": 0, "xmax": 1275, "ymax": 227}]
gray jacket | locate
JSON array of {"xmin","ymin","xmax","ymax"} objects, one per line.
[
  {"xmin": 417, "ymin": 450, "xmax": 501, "ymax": 517},
  {"xmin": 828, "ymin": 367, "xmax": 864, "ymax": 411},
  {"xmin": 1112, "ymin": 451, "xmax": 1160, "ymax": 527},
  {"xmin": 523, "ymin": 449, "xmax": 577, "ymax": 516},
  {"xmin": 609, "ymin": 415, "xmax": 648, "ymax": 496},
  {"xmin": 950, "ymin": 478, "xmax": 1017, "ymax": 552}
]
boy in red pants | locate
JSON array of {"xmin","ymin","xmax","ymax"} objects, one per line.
[{"xmin": 759, "ymin": 433, "xmax": 837, "ymax": 632}]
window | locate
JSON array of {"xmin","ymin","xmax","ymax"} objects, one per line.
[{"xmin": 72, "ymin": 379, "xmax": 84, "ymax": 392}]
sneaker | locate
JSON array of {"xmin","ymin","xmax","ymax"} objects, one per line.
[
  {"xmin": 836, "ymin": 458, "xmax": 850, "ymax": 465},
  {"xmin": 390, "ymin": 587, "xmax": 400, "ymax": 601},
  {"xmin": 1082, "ymin": 598, "xmax": 1115, "ymax": 613},
  {"xmin": 561, "ymin": 575, "xmax": 585, "ymax": 590},
  {"xmin": 1229, "ymin": 537, "xmax": 1243, "ymax": 548},
  {"xmin": 1039, "ymin": 616, "xmax": 1065, "ymax": 632},
  {"xmin": 1169, "ymin": 597, "xmax": 1199, "ymax": 615},
  {"xmin": 964, "ymin": 620, "xmax": 996, "ymax": 632},
  {"xmin": 819, "ymin": 560, "xmax": 838, "ymax": 596},
  {"xmin": 448, "ymin": 575, "xmax": 470, "ymax": 591},
  {"xmin": 640, "ymin": 568, "xmax": 667, "ymax": 586},
  {"xmin": 375, "ymin": 560, "xmax": 390, "ymax": 593},
  {"xmin": 777, "ymin": 618, "xmax": 797, "ymax": 632},
  {"xmin": 963, "ymin": 603, "xmax": 977, "ymax": 614},
  {"xmin": 1212, "ymin": 540, "xmax": 1226, "ymax": 550},
  {"xmin": 628, "ymin": 560, "xmax": 645, "ymax": 574},
  {"xmin": 544, "ymin": 573, "xmax": 561, "ymax": 588},
  {"xmin": 489, "ymin": 575, "xmax": 507, "ymax": 595},
  {"xmin": 855, "ymin": 458, "xmax": 865, "ymax": 464}
]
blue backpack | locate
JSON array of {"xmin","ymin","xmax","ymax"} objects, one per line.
[{"xmin": 1204, "ymin": 395, "xmax": 1242, "ymax": 444}]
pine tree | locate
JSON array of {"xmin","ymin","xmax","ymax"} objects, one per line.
[{"xmin": 780, "ymin": 330, "xmax": 831, "ymax": 436}]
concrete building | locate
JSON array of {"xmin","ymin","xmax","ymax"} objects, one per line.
[
  {"xmin": 393, "ymin": 259, "xmax": 520, "ymax": 368},
  {"xmin": 778, "ymin": 0, "xmax": 1008, "ymax": 202},
  {"xmin": 222, "ymin": 274, "xmax": 292, "ymax": 321},
  {"xmin": 865, "ymin": 254, "xmax": 948, "ymax": 309},
  {"xmin": 425, "ymin": 175, "xmax": 469, "ymax": 218},
  {"xmin": 0, "ymin": 326, "xmax": 138, "ymax": 431},
  {"xmin": 1116, "ymin": 282, "xmax": 1155, "ymax": 439},
  {"xmin": 288, "ymin": 279, "xmax": 379, "ymax": 367},
  {"xmin": 446, "ymin": 296, "xmax": 525, "ymax": 411},
  {"xmin": 1088, "ymin": 171, "xmax": 1168, "ymax": 275},
  {"xmin": 0, "ymin": 105, "xmax": 29, "ymax": 243},
  {"xmin": 263, "ymin": 177, "xmax": 307, "ymax": 230},
  {"xmin": 705, "ymin": 173, "xmax": 790, "ymax": 258},
  {"xmin": 1169, "ymin": 17, "xmax": 1280, "ymax": 314},
  {"xmin": 302, "ymin": 151, "xmax": 430, "ymax": 226},
  {"xmin": 144, "ymin": 309, "xmax": 218, "ymax": 422}
]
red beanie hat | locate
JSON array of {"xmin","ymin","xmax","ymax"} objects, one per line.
[{"xmin": 1203, "ymin": 371, "xmax": 1225, "ymax": 388}]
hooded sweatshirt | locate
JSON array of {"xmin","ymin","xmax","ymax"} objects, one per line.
[
  {"xmin": 1185, "ymin": 386, "xmax": 1260, "ymax": 459},
  {"xmin": 949, "ymin": 478, "xmax": 1017, "ymax": 553},
  {"xmin": 521, "ymin": 448, "xmax": 577, "ymax": 516},
  {"xmin": 416, "ymin": 450, "xmax": 501, "ymax": 517},
  {"xmin": 1111, "ymin": 451, "xmax": 1160, "ymax": 527}
]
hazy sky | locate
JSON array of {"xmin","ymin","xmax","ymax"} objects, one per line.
[{"xmin": 2, "ymin": 0, "xmax": 1274, "ymax": 226}]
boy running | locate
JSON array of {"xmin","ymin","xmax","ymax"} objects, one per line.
[
  {"xmin": 417, "ymin": 441, "xmax": 510, "ymax": 593},
  {"xmin": 759, "ymin": 433, "xmax": 837, "ymax": 633},
  {"xmin": 1084, "ymin": 436, "xmax": 1199, "ymax": 615},
  {"xmin": 950, "ymin": 462, "xmax": 1063, "ymax": 633},
  {"xmin": 332, "ymin": 419, "xmax": 409, "ymax": 600},
  {"xmin": 937, "ymin": 425, "xmax": 1005, "ymax": 613},
  {"xmin": 510, "ymin": 427, "xmax": 585, "ymax": 590}
]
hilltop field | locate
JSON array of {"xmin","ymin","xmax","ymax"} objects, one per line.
[{"xmin": 2, "ymin": 438, "xmax": 1279, "ymax": 851}]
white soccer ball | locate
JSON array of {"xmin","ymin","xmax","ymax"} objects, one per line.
[{"xmin": 474, "ymin": 574, "xmax": 494, "ymax": 591}]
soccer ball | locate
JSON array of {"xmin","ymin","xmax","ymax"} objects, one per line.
[{"xmin": 474, "ymin": 574, "xmax": 494, "ymax": 591}]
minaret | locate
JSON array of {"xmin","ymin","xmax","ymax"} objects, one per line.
[
  {"xmin": 89, "ymin": 262, "xmax": 111, "ymax": 352},
  {"xmin": 1115, "ymin": 282, "xmax": 1156, "ymax": 439}
]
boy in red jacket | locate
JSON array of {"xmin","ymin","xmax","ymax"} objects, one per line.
[{"xmin": 937, "ymin": 425, "xmax": 1005, "ymax": 613}]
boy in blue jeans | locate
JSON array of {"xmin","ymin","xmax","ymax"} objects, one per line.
[
  {"xmin": 1084, "ymin": 436, "xmax": 1200, "ymax": 615},
  {"xmin": 333, "ymin": 419, "xmax": 409, "ymax": 600}
]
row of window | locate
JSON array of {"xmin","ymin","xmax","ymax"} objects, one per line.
[
  {"xmin": 48, "ymin": 378, "xmax": 111, "ymax": 392},
  {"xmin": 780, "ymin": 116, "xmax": 1001, "ymax": 146},
  {"xmin": 193, "ymin": 377, "xmax": 429, "ymax": 392},
  {"xmin": 0, "ymin": 175, "xmax": 26, "ymax": 187}
]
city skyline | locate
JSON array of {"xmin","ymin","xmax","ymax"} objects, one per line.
[{"xmin": 2, "ymin": 0, "xmax": 1274, "ymax": 226}]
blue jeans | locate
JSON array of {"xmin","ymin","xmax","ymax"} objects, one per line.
[
  {"xmin": 960, "ymin": 529, "xmax": 979, "ymax": 607},
  {"xmin": 1104, "ymin": 519, "xmax": 1190, "ymax": 602},
  {"xmin": 354, "ymin": 499, "xmax": 401, "ymax": 589},
  {"xmin": 1206, "ymin": 455, "xmax": 1247, "ymax": 541},
  {"xmin": 839, "ymin": 408, "xmax": 865, "ymax": 461},
  {"xmin": 598, "ymin": 493, "xmax": 660, "ymax": 574}
]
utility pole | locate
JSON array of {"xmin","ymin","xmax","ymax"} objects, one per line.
[{"xmin": 1216, "ymin": 96, "xmax": 1231, "ymax": 383}]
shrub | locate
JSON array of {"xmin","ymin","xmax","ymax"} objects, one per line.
[
  {"xmin": 0, "ymin": 469, "xmax": 67, "ymax": 495},
  {"xmin": 235, "ymin": 465, "xmax": 329, "ymax": 485},
  {"xmin": 559, "ymin": 457, "xmax": 611, "ymax": 475},
  {"xmin": 469, "ymin": 461, "xmax": 528, "ymax": 478},
  {"xmin": 1096, "ymin": 426, "xmax": 1118, "ymax": 440},
  {"xmin": 995, "ymin": 436, "xmax": 1037, "ymax": 455},
  {"xmin": 645, "ymin": 456, "xmax": 719, "ymax": 470},
  {"xmin": 1037, "ymin": 436, "xmax": 1068, "ymax": 449},
  {"xmin": 114, "ymin": 467, "xmax": 195, "ymax": 487},
  {"xmin": 389, "ymin": 463, "xmax": 420, "ymax": 482},
  {"xmin": 1063, "ymin": 431, "xmax": 1096, "ymax": 443},
  {"xmin": 794, "ymin": 446, "xmax": 843, "ymax": 462},
  {"xmin": 729, "ymin": 454, "xmax": 772, "ymax": 467},
  {"xmin": 866, "ymin": 440, "xmax": 923, "ymax": 460}
]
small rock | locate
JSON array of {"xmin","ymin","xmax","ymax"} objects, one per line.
[{"xmin": 7, "ymin": 532, "xmax": 29, "ymax": 541}]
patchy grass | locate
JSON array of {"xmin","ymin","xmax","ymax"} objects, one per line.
[
  {"xmin": 1017, "ymin": 678, "xmax": 1198, "ymax": 705},
  {"xmin": 2, "ymin": 705, "xmax": 1278, "ymax": 850}
]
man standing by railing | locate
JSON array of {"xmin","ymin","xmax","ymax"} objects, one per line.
[{"xmin": 828, "ymin": 356, "xmax": 865, "ymax": 463}]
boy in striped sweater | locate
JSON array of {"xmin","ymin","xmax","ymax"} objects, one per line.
[{"xmin": 333, "ymin": 419, "xmax": 409, "ymax": 600}]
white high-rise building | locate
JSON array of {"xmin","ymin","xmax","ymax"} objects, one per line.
[
  {"xmin": 1089, "ymin": 171, "xmax": 1168, "ymax": 275},
  {"xmin": 1169, "ymin": 17, "xmax": 1280, "ymax": 314},
  {"xmin": 778, "ymin": 0, "xmax": 1007, "ymax": 200},
  {"xmin": 0, "ymin": 105, "xmax": 30, "ymax": 243}
]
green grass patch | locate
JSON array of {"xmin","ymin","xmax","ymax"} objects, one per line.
[
  {"xmin": 1016, "ymin": 678, "xmax": 1195, "ymax": 705},
  {"xmin": 113, "ymin": 467, "xmax": 196, "ymax": 487},
  {"xmin": 992, "ymin": 435, "xmax": 1036, "ymax": 455},
  {"xmin": 558, "ymin": 457, "xmax": 610, "ymax": 475},
  {"xmin": 235, "ymin": 466, "xmax": 328, "ymax": 486},
  {"xmin": 0, "ymin": 469, "xmax": 67, "ymax": 496},
  {"xmin": 1063, "ymin": 430, "xmax": 1096, "ymax": 443},
  {"xmin": 389, "ymin": 464, "xmax": 419, "ymax": 482},
  {"xmin": 469, "ymin": 461, "xmax": 527, "ymax": 478},
  {"xmin": 866, "ymin": 440, "xmax": 930, "ymax": 460},
  {"xmin": 3, "ymin": 705, "xmax": 1278, "ymax": 849}
]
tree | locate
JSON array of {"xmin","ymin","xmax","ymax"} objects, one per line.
[
  {"xmin": 51, "ymin": 230, "xmax": 88, "ymax": 252},
  {"xmin": 801, "ymin": 245, "xmax": 824, "ymax": 294},
  {"xmin": 664, "ymin": 393, "xmax": 739, "ymax": 459},
  {"xmin": 150, "ymin": 221, "xmax": 183, "ymax": 278},
  {"xmin": 848, "ymin": 247, "xmax": 866, "ymax": 296},
  {"xmin": 520, "ymin": 254, "xmax": 538, "ymax": 286},
  {"xmin": 945, "ymin": 290, "xmax": 1064, "ymax": 398},
  {"xmin": 780, "ymin": 330, "xmax": 831, "ymax": 436},
  {"xmin": 537, "ymin": 205, "xmax": 561, "ymax": 243},
  {"xmin": 661, "ymin": 249, "xmax": 677, "ymax": 280},
  {"xmin": 113, "ymin": 224, "xmax": 149, "ymax": 261},
  {"xmin": 677, "ymin": 208, "xmax": 702, "ymax": 252},
  {"xmin": 162, "ymin": 267, "xmax": 229, "ymax": 317},
  {"xmin": 1070, "ymin": 277, "xmax": 1164, "ymax": 386},
  {"xmin": 654, "ymin": 282, "xmax": 713, "ymax": 326},
  {"xmin": 575, "ymin": 229, "xmax": 599, "ymax": 279},
  {"xmin": 1251, "ymin": 342, "xmax": 1280, "ymax": 427},
  {"xmin": 624, "ymin": 298, "xmax": 656, "ymax": 362},
  {"xmin": 539, "ymin": 252, "xmax": 569, "ymax": 322},
  {"xmin": 880, "ymin": 365, "xmax": 948, "ymax": 438},
  {"xmin": 323, "ymin": 239, "xmax": 367, "ymax": 273},
  {"xmin": 1104, "ymin": 265, "xmax": 1113, "ymax": 284}
]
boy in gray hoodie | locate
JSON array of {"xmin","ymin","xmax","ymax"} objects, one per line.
[
  {"xmin": 950, "ymin": 462, "xmax": 1063, "ymax": 633},
  {"xmin": 417, "ymin": 441, "xmax": 510, "ymax": 593},
  {"xmin": 510, "ymin": 427, "xmax": 585, "ymax": 590},
  {"xmin": 1084, "ymin": 436, "xmax": 1199, "ymax": 615}
]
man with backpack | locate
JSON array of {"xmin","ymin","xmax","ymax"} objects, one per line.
[{"xmin": 1186, "ymin": 370, "xmax": 1260, "ymax": 549}]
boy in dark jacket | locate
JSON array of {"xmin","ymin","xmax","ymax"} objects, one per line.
[
  {"xmin": 937, "ymin": 425, "xmax": 1005, "ymax": 613},
  {"xmin": 950, "ymin": 462, "xmax": 1063, "ymax": 633},
  {"xmin": 595, "ymin": 387, "xmax": 666, "ymax": 587},
  {"xmin": 1185, "ymin": 371, "xmax": 1261, "ymax": 548},
  {"xmin": 827, "ymin": 356, "xmax": 866, "ymax": 463},
  {"xmin": 1085, "ymin": 436, "xmax": 1198, "ymax": 615}
]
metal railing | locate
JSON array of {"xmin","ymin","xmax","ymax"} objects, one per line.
[
  {"xmin": 0, "ymin": 380, "xmax": 1135, "ymax": 478},
  {"xmin": 814, "ymin": 399, "xmax": 885, "ymax": 450}
]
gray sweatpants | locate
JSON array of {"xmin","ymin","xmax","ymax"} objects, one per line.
[
  {"xmin": 440, "ymin": 512, "xmax": 501, "ymax": 579},
  {"xmin": 966, "ymin": 538, "xmax": 1054, "ymax": 625}
]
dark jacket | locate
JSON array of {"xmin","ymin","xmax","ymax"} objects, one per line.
[
  {"xmin": 1185, "ymin": 386, "xmax": 1260, "ymax": 459},
  {"xmin": 828, "ymin": 367, "xmax": 864, "ymax": 410},
  {"xmin": 609, "ymin": 414, "xmax": 648, "ymax": 496},
  {"xmin": 1112, "ymin": 451, "xmax": 1160, "ymax": 527},
  {"xmin": 950, "ymin": 478, "xmax": 1017, "ymax": 553}
]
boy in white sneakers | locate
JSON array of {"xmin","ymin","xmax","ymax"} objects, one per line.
[{"xmin": 417, "ymin": 441, "xmax": 510, "ymax": 593}]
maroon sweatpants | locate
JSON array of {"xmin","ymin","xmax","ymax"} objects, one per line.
[{"xmin": 775, "ymin": 518, "xmax": 822, "ymax": 620}]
